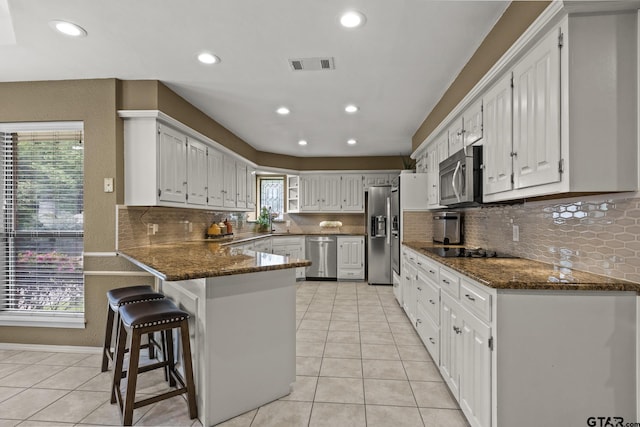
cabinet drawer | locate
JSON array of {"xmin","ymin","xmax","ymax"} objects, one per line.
[
  {"xmin": 417, "ymin": 306, "xmax": 439, "ymax": 365},
  {"xmin": 439, "ymin": 267, "xmax": 460, "ymax": 298},
  {"xmin": 272, "ymin": 237, "xmax": 303, "ymax": 246},
  {"xmin": 337, "ymin": 268, "xmax": 364, "ymax": 280},
  {"xmin": 422, "ymin": 279, "xmax": 440, "ymax": 325},
  {"xmin": 415, "ymin": 255, "xmax": 439, "ymax": 284},
  {"xmin": 417, "ymin": 271, "xmax": 439, "ymax": 325},
  {"xmin": 460, "ymin": 278, "xmax": 491, "ymax": 322}
]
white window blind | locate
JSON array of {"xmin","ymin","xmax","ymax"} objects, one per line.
[{"xmin": 0, "ymin": 123, "xmax": 84, "ymax": 317}]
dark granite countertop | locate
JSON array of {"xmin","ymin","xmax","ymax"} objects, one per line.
[
  {"xmin": 403, "ymin": 241, "xmax": 640, "ymax": 292},
  {"xmin": 119, "ymin": 241, "xmax": 311, "ymax": 282}
]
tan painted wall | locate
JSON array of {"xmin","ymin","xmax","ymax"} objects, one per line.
[
  {"xmin": 0, "ymin": 79, "xmax": 154, "ymax": 346},
  {"xmin": 412, "ymin": 1, "xmax": 551, "ymax": 150}
]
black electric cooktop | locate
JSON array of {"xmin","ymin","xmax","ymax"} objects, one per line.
[{"xmin": 422, "ymin": 247, "xmax": 518, "ymax": 259}]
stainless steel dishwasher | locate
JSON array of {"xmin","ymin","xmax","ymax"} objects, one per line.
[{"xmin": 305, "ymin": 236, "xmax": 337, "ymax": 279}]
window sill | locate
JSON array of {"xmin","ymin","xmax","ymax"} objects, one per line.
[{"xmin": 0, "ymin": 314, "xmax": 86, "ymax": 328}]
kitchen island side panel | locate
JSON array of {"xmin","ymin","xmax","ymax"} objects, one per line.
[
  {"xmin": 162, "ymin": 268, "xmax": 296, "ymax": 427},
  {"xmin": 496, "ymin": 290, "xmax": 637, "ymax": 427}
]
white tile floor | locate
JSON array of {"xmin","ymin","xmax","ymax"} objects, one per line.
[{"xmin": 0, "ymin": 281, "xmax": 469, "ymax": 427}]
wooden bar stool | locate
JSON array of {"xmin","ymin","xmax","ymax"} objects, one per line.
[
  {"xmin": 111, "ymin": 298, "xmax": 197, "ymax": 426},
  {"xmin": 101, "ymin": 285, "xmax": 165, "ymax": 372}
]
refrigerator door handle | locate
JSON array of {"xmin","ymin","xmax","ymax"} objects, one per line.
[{"xmin": 386, "ymin": 197, "xmax": 391, "ymax": 246}]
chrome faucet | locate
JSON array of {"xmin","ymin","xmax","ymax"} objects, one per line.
[{"xmin": 268, "ymin": 206, "xmax": 274, "ymax": 232}]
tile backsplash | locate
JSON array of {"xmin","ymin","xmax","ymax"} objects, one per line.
[
  {"xmin": 117, "ymin": 206, "xmax": 252, "ymax": 249},
  {"xmin": 402, "ymin": 193, "xmax": 640, "ymax": 283},
  {"xmin": 117, "ymin": 206, "xmax": 365, "ymax": 250}
]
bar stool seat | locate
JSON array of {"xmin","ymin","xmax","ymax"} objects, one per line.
[
  {"xmin": 101, "ymin": 285, "xmax": 165, "ymax": 372},
  {"xmin": 111, "ymin": 298, "xmax": 197, "ymax": 426}
]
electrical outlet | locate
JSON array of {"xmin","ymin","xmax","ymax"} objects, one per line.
[
  {"xmin": 512, "ymin": 224, "xmax": 519, "ymax": 242},
  {"xmin": 147, "ymin": 224, "xmax": 159, "ymax": 236},
  {"xmin": 103, "ymin": 177, "xmax": 114, "ymax": 193}
]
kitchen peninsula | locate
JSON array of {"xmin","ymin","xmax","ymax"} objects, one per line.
[{"xmin": 119, "ymin": 241, "xmax": 310, "ymax": 426}]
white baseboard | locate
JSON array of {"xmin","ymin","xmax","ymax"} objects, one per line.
[{"xmin": 0, "ymin": 342, "xmax": 101, "ymax": 354}]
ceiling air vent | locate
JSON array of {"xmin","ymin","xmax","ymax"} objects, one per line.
[{"xmin": 288, "ymin": 57, "xmax": 335, "ymax": 71}]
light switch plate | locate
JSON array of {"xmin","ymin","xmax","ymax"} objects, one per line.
[
  {"xmin": 512, "ymin": 224, "xmax": 519, "ymax": 242},
  {"xmin": 103, "ymin": 178, "xmax": 114, "ymax": 193}
]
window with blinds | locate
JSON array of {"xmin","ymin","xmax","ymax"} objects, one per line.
[{"xmin": 0, "ymin": 123, "xmax": 84, "ymax": 318}]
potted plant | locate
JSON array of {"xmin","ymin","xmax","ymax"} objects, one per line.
[
  {"xmin": 401, "ymin": 156, "xmax": 416, "ymax": 173},
  {"xmin": 256, "ymin": 207, "xmax": 271, "ymax": 232}
]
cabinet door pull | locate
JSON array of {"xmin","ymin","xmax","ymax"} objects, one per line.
[
  {"xmin": 464, "ymin": 294, "xmax": 476, "ymax": 302},
  {"xmin": 416, "ymin": 318, "xmax": 422, "ymax": 324},
  {"xmin": 428, "ymin": 299, "xmax": 435, "ymax": 305},
  {"xmin": 453, "ymin": 326, "xmax": 462, "ymax": 334},
  {"xmin": 417, "ymin": 287, "xmax": 422, "ymax": 291},
  {"xmin": 429, "ymin": 337, "xmax": 436, "ymax": 344},
  {"xmin": 442, "ymin": 279, "xmax": 450, "ymax": 285},
  {"xmin": 429, "ymin": 269, "xmax": 435, "ymax": 274}
]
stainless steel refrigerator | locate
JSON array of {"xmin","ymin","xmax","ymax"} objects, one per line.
[{"xmin": 366, "ymin": 186, "xmax": 392, "ymax": 285}]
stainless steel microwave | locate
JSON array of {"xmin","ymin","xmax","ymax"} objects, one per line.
[{"xmin": 439, "ymin": 146, "xmax": 483, "ymax": 207}]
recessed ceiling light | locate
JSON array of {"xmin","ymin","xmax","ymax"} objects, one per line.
[
  {"xmin": 49, "ymin": 20, "xmax": 87, "ymax": 37},
  {"xmin": 197, "ymin": 52, "xmax": 220, "ymax": 65},
  {"xmin": 347, "ymin": 139, "xmax": 357, "ymax": 145},
  {"xmin": 345, "ymin": 104, "xmax": 359, "ymax": 113},
  {"xmin": 298, "ymin": 140, "xmax": 308, "ymax": 146},
  {"xmin": 340, "ymin": 11, "xmax": 366, "ymax": 28},
  {"xmin": 276, "ymin": 107, "xmax": 290, "ymax": 115}
]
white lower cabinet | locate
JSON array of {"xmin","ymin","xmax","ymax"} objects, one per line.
[
  {"xmin": 401, "ymin": 260, "xmax": 417, "ymax": 326},
  {"xmin": 337, "ymin": 236, "xmax": 364, "ymax": 280},
  {"xmin": 252, "ymin": 238, "xmax": 272, "ymax": 254},
  {"xmin": 403, "ymin": 247, "xmax": 492, "ymax": 427},
  {"xmin": 459, "ymin": 304, "xmax": 491, "ymax": 427},
  {"xmin": 416, "ymin": 305, "xmax": 439, "ymax": 365},
  {"xmin": 272, "ymin": 236, "xmax": 306, "ymax": 280},
  {"xmin": 440, "ymin": 292, "xmax": 462, "ymax": 400},
  {"xmin": 402, "ymin": 245, "xmax": 639, "ymax": 427}
]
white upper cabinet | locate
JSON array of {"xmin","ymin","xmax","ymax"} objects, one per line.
[
  {"xmin": 462, "ymin": 99, "xmax": 483, "ymax": 146},
  {"xmin": 223, "ymin": 156, "xmax": 237, "ymax": 208},
  {"xmin": 415, "ymin": 9, "xmax": 638, "ymax": 204},
  {"xmin": 482, "ymin": 14, "xmax": 637, "ymax": 202},
  {"xmin": 246, "ymin": 166, "xmax": 256, "ymax": 210},
  {"xmin": 207, "ymin": 148, "xmax": 224, "ymax": 207},
  {"xmin": 186, "ymin": 138, "xmax": 208, "ymax": 206},
  {"xmin": 320, "ymin": 175, "xmax": 341, "ymax": 211},
  {"xmin": 426, "ymin": 132, "xmax": 448, "ymax": 208},
  {"xmin": 512, "ymin": 27, "xmax": 561, "ymax": 191},
  {"xmin": 448, "ymin": 120, "xmax": 464, "ymax": 155},
  {"xmin": 300, "ymin": 174, "xmax": 369, "ymax": 213},
  {"xmin": 448, "ymin": 99, "xmax": 482, "ymax": 155},
  {"xmin": 363, "ymin": 174, "xmax": 390, "ymax": 189},
  {"xmin": 235, "ymin": 162, "xmax": 247, "ymax": 209},
  {"xmin": 482, "ymin": 74, "xmax": 513, "ymax": 196},
  {"xmin": 300, "ymin": 175, "xmax": 320, "ymax": 211},
  {"xmin": 341, "ymin": 175, "xmax": 364, "ymax": 212},
  {"xmin": 158, "ymin": 124, "xmax": 188, "ymax": 204},
  {"xmin": 121, "ymin": 113, "xmax": 254, "ymax": 211}
]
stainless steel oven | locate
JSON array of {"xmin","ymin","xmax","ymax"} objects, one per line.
[{"xmin": 439, "ymin": 146, "xmax": 483, "ymax": 207}]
